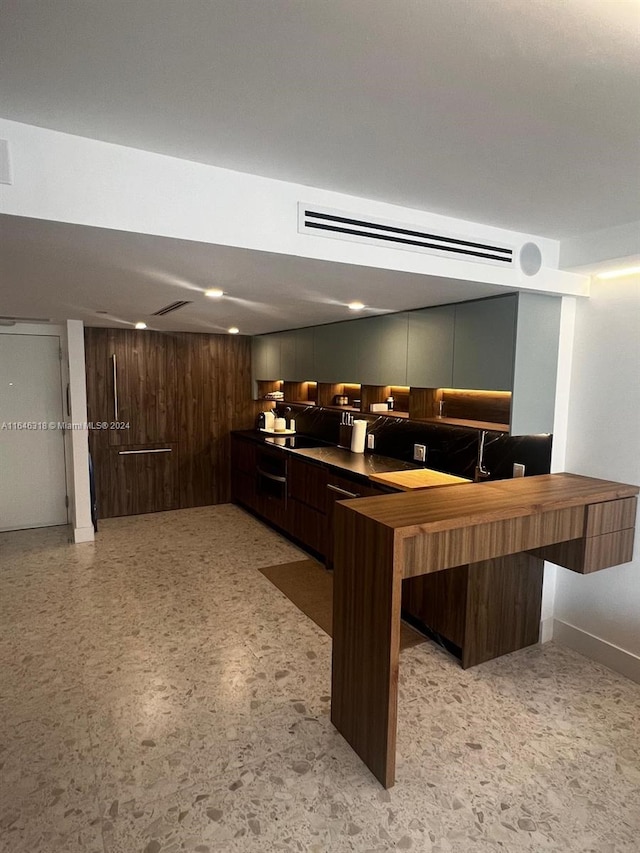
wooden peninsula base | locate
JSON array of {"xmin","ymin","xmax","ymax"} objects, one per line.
[{"xmin": 330, "ymin": 473, "xmax": 638, "ymax": 788}]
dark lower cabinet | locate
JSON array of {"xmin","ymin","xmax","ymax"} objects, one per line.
[
  {"xmin": 231, "ymin": 434, "xmax": 543, "ymax": 669},
  {"xmin": 401, "ymin": 552, "xmax": 544, "ymax": 668},
  {"xmin": 230, "ymin": 435, "xmax": 389, "ymax": 561},
  {"xmin": 107, "ymin": 444, "xmax": 180, "ymax": 516}
]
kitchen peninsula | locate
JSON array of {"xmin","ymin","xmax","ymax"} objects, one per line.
[{"xmin": 331, "ymin": 473, "xmax": 639, "ymax": 788}]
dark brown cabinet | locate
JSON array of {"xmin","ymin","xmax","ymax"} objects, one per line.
[
  {"xmin": 108, "ymin": 330, "xmax": 177, "ymax": 446},
  {"xmin": 230, "ymin": 435, "xmax": 390, "ymax": 563},
  {"xmin": 85, "ymin": 328, "xmax": 257, "ymax": 519}
]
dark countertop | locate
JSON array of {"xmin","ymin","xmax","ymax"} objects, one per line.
[{"xmin": 232, "ymin": 430, "xmax": 418, "ymax": 482}]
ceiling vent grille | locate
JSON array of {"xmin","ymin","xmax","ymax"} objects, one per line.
[
  {"xmin": 298, "ymin": 204, "xmax": 513, "ymax": 266},
  {"xmin": 152, "ymin": 300, "xmax": 192, "ymax": 316}
]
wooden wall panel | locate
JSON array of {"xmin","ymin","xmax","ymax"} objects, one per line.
[
  {"xmin": 463, "ymin": 554, "xmax": 544, "ymax": 668},
  {"xmin": 85, "ymin": 328, "xmax": 259, "ymax": 518},
  {"xmin": 401, "ymin": 567, "xmax": 468, "ymax": 648},
  {"xmin": 108, "ymin": 329, "xmax": 178, "ymax": 446}
]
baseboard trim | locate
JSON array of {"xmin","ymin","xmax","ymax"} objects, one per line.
[
  {"xmin": 553, "ymin": 619, "xmax": 640, "ymax": 683},
  {"xmin": 73, "ymin": 525, "xmax": 95, "ymax": 544}
]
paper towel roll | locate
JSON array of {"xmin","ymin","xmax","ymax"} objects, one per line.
[{"xmin": 350, "ymin": 419, "xmax": 367, "ymax": 454}]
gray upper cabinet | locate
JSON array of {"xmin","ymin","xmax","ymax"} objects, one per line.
[
  {"xmin": 357, "ymin": 313, "xmax": 409, "ymax": 386},
  {"xmin": 510, "ymin": 293, "xmax": 561, "ymax": 435},
  {"xmin": 294, "ymin": 326, "xmax": 316, "ymax": 380},
  {"xmin": 452, "ymin": 296, "xmax": 517, "ymax": 391},
  {"xmin": 406, "ymin": 305, "xmax": 455, "ymax": 388},
  {"xmin": 279, "ymin": 330, "xmax": 298, "ymax": 381},
  {"xmin": 252, "ymin": 334, "xmax": 281, "ymax": 381},
  {"xmin": 314, "ymin": 321, "xmax": 361, "ymax": 383},
  {"xmin": 279, "ymin": 327, "xmax": 317, "ymax": 380}
]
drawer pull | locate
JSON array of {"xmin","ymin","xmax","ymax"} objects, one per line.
[
  {"xmin": 327, "ymin": 483, "xmax": 359, "ymax": 499},
  {"xmin": 257, "ymin": 468, "xmax": 287, "ymax": 484},
  {"xmin": 118, "ymin": 448, "xmax": 172, "ymax": 455}
]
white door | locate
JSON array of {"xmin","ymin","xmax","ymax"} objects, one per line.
[{"xmin": 0, "ymin": 334, "xmax": 68, "ymax": 531}]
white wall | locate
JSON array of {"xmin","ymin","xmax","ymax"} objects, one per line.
[{"xmin": 553, "ymin": 273, "xmax": 640, "ymax": 681}]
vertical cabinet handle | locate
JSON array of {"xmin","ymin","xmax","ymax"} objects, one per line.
[{"xmin": 112, "ymin": 354, "xmax": 119, "ymax": 420}]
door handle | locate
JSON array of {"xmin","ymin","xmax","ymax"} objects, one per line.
[
  {"xmin": 112, "ymin": 354, "xmax": 119, "ymax": 420},
  {"xmin": 118, "ymin": 448, "xmax": 172, "ymax": 455},
  {"xmin": 327, "ymin": 483, "xmax": 359, "ymax": 499},
  {"xmin": 256, "ymin": 468, "xmax": 287, "ymax": 484}
]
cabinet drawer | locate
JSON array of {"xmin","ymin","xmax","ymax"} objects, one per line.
[
  {"xmin": 105, "ymin": 443, "xmax": 179, "ymax": 517},
  {"xmin": 326, "ymin": 471, "xmax": 383, "ymax": 500},
  {"xmin": 585, "ymin": 497, "xmax": 637, "ymax": 537},
  {"xmin": 291, "ymin": 499, "xmax": 327, "ymax": 556},
  {"xmin": 289, "ymin": 457, "xmax": 328, "ymax": 513}
]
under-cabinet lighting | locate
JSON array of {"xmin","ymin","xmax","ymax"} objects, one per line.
[
  {"xmin": 596, "ymin": 266, "xmax": 640, "ymax": 280},
  {"xmin": 135, "ymin": 322, "xmax": 147, "ymax": 330},
  {"xmin": 348, "ymin": 301, "xmax": 365, "ymax": 311},
  {"xmin": 205, "ymin": 288, "xmax": 224, "ymax": 298},
  {"xmin": 228, "ymin": 326, "xmax": 239, "ymax": 334}
]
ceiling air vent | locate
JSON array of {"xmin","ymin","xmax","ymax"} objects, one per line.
[
  {"xmin": 152, "ymin": 300, "xmax": 192, "ymax": 316},
  {"xmin": 298, "ymin": 204, "xmax": 513, "ymax": 266}
]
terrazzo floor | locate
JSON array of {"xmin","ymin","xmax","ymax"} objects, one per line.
[{"xmin": 1, "ymin": 505, "xmax": 639, "ymax": 853}]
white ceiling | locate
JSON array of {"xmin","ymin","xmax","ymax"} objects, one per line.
[
  {"xmin": 0, "ymin": 0, "xmax": 638, "ymax": 332},
  {"xmin": 0, "ymin": 215, "xmax": 511, "ymax": 334}
]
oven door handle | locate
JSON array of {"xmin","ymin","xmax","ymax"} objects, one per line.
[{"xmin": 256, "ymin": 468, "xmax": 287, "ymax": 484}]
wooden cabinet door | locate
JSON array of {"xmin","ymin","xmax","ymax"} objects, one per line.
[
  {"xmin": 107, "ymin": 443, "xmax": 179, "ymax": 516},
  {"xmin": 289, "ymin": 457, "xmax": 328, "ymax": 513},
  {"xmin": 452, "ymin": 296, "xmax": 517, "ymax": 391},
  {"xmin": 325, "ymin": 472, "xmax": 384, "ymax": 568},
  {"xmin": 108, "ymin": 329, "xmax": 177, "ymax": 446},
  {"xmin": 407, "ymin": 305, "xmax": 455, "ymax": 388}
]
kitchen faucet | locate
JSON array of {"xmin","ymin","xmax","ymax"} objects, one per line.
[{"xmin": 474, "ymin": 430, "xmax": 490, "ymax": 482}]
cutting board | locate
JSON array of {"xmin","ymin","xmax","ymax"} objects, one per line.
[{"xmin": 369, "ymin": 468, "xmax": 471, "ymax": 491}]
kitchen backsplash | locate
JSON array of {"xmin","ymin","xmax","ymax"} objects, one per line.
[{"xmin": 271, "ymin": 404, "xmax": 552, "ymax": 480}]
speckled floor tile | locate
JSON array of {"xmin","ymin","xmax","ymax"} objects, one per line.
[{"xmin": 1, "ymin": 504, "xmax": 639, "ymax": 853}]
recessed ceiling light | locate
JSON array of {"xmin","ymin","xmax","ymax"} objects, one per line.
[
  {"xmin": 205, "ymin": 288, "xmax": 224, "ymax": 298},
  {"xmin": 228, "ymin": 326, "xmax": 239, "ymax": 334},
  {"xmin": 348, "ymin": 301, "xmax": 365, "ymax": 311},
  {"xmin": 135, "ymin": 322, "xmax": 147, "ymax": 330},
  {"xmin": 596, "ymin": 265, "xmax": 640, "ymax": 280}
]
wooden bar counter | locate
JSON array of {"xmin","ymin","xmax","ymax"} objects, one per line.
[{"xmin": 330, "ymin": 473, "xmax": 638, "ymax": 788}]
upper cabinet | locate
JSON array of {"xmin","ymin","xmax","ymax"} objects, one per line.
[
  {"xmin": 452, "ymin": 296, "xmax": 517, "ymax": 392},
  {"xmin": 407, "ymin": 305, "xmax": 455, "ymax": 388},
  {"xmin": 252, "ymin": 334, "xmax": 282, "ymax": 381},
  {"xmin": 251, "ymin": 292, "xmax": 561, "ymax": 435},
  {"xmin": 314, "ymin": 321, "xmax": 362, "ymax": 383},
  {"xmin": 358, "ymin": 313, "xmax": 409, "ymax": 386},
  {"xmin": 281, "ymin": 326, "xmax": 316, "ymax": 381}
]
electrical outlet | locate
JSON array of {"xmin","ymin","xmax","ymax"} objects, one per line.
[
  {"xmin": 367, "ymin": 433, "xmax": 375, "ymax": 450},
  {"xmin": 513, "ymin": 462, "xmax": 526, "ymax": 478},
  {"xmin": 413, "ymin": 444, "xmax": 426, "ymax": 462}
]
